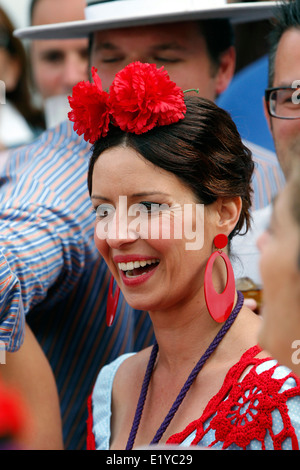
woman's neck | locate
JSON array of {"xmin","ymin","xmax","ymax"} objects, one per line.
[{"xmin": 148, "ymin": 289, "xmax": 231, "ymax": 373}]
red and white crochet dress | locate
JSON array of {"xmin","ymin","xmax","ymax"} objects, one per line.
[{"xmin": 88, "ymin": 345, "xmax": 300, "ymax": 450}]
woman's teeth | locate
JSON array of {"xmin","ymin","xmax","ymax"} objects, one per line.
[{"xmin": 118, "ymin": 259, "xmax": 159, "ymax": 277}]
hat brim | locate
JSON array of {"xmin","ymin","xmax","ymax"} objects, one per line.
[{"xmin": 14, "ymin": 0, "xmax": 279, "ymax": 40}]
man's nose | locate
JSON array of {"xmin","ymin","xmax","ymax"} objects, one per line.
[{"xmin": 62, "ymin": 53, "xmax": 88, "ymax": 92}]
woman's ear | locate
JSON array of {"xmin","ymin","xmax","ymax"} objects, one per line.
[{"xmin": 215, "ymin": 196, "xmax": 242, "ymax": 235}]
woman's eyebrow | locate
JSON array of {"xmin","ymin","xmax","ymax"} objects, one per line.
[
  {"xmin": 131, "ymin": 191, "xmax": 172, "ymax": 197},
  {"xmin": 91, "ymin": 195, "xmax": 110, "ymax": 201},
  {"xmin": 91, "ymin": 191, "xmax": 172, "ymax": 200}
]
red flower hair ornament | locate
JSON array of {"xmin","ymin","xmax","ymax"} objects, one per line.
[
  {"xmin": 68, "ymin": 67, "xmax": 110, "ymax": 144},
  {"xmin": 68, "ymin": 62, "xmax": 187, "ymax": 144}
]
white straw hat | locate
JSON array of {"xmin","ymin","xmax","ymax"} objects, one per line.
[{"xmin": 14, "ymin": 0, "xmax": 279, "ymax": 40}]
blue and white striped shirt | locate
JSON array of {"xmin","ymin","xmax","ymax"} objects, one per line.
[{"xmin": 0, "ymin": 120, "xmax": 284, "ymax": 449}]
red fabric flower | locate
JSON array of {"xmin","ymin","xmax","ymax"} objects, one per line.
[
  {"xmin": 68, "ymin": 67, "xmax": 111, "ymax": 144},
  {"xmin": 109, "ymin": 61, "xmax": 186, "ymax": 134}
]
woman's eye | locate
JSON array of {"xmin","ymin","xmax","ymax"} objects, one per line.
[
  {"xmin": 138, "ymin": 202, "xmax": 161, "ymax": 213},
  {"xmin": 95, "ymin": 204, "xmax": 115, "ymax": 219}
]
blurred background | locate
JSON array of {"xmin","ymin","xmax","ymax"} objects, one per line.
[{"xmin": 0, "ymin": 0, "xmax": 30, "ymax": 29}]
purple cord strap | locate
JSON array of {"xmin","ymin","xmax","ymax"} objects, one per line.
[{"xmin": 126, "ymin": 290, "xmax": 244, "ymax": 450}]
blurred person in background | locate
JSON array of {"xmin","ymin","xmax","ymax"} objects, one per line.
[
  {"xmin": 29, "ymin": 0, "xmax": 89, "ymax": 128},
  {"xmin": 257, "ymin": 0, "xmax": 300, "ymax": 374},
  {"xmin": 0, "ymin": 6, "xmax": 44, "ymax": 153},
  {"xmin": 258, "ymin": 153, "xmax": 300, "ymax": 378}
]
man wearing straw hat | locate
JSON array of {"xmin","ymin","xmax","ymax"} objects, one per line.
[{"xmin": 0, "ymin": 0, "xmax": 282, "ymax": 449}]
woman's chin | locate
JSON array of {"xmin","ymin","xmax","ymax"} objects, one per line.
[{"xmin": 125, "ymin": 297, "xmax": 156, "ymax": 312}]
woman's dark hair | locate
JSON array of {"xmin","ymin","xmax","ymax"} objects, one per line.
[
  {"xmin": 88, "ymin": 96, "xmax": 254, "ymax": 240},
  {"xmin": 0, "ymin": 6, "xmax": 45, "ymax": 130}
]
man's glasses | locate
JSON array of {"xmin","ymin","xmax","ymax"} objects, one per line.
[{"xmin": 265, "ymin": 86, "xmax": 300, "ymax": 119}]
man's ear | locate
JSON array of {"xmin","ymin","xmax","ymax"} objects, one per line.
[{"xmin": 214, "ymin": 46, "xmax": 236, "ymax": 96}]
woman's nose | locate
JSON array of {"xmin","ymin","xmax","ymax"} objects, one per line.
[{"xmin": 104, "ymin": 206, "xmax": 140, "ymax": 249}]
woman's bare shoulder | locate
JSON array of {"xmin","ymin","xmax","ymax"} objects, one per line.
[{"xmin": 112, "ymin": 347, "xmax": 153, "ymax": 396}]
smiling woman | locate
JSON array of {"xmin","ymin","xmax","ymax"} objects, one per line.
[
  {"xmin": 87, "ymin": 94, "xmax": 252, "ymax": 313},
  {"xmin": 68, "ymin": 62, "xmax": 300, "ymax": 451}
]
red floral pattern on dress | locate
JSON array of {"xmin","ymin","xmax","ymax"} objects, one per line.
[{"xmin": 167, "ymin": 346, "xmax": 300, "ymax": 450}]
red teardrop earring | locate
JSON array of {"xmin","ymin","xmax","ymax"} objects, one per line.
[
  {"xmin": 106, "ymin": 276, "xmax": 120, "ymax": 327},
  {"xmin": 204, "ymin": 234, "xmax": 235, "ymax": 323}
]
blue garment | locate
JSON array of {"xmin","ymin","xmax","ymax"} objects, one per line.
[{"xmin": 217, "ymin": 55, "xmax": 275, "ymax": 152}]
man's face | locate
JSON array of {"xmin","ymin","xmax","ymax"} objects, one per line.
[
  {"xmin": 265, "ymin": 28, "xmax": 300, "ymax": 177},
  {"xmin": 91, "ymin": 21, "xmax": 235, "ymax": 101},
  {"xmin": 31, "ymin": 0, "xmax": 89, "ymax": 99}
]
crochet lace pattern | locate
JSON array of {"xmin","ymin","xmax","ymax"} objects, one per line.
[
  {"xmin": 167, "ymin": 345, "xmax": 300, "ymax": 450},
  {"xmin": 87, "ymin": 345, "xmax": 300, "ymax": 450}
]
